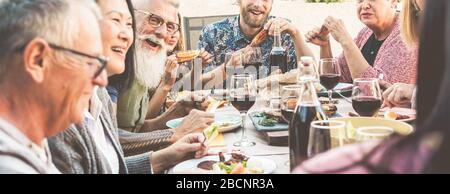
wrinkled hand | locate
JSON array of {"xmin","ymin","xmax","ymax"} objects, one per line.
[
  {"xmin": 305, "ymin": 27, "xmax": 330, "ymax": 46},
  {"xmin": 264, "ymin": 18, "xmax": 298, "ymax": 36},
  {"xmin": 382, "ymin": 83, "xmax": 415, "ymax": 108},
  {"xmin": 198, "ymin": 48, "xmax": 213, "ymax": 68},
  {"xmin": 172, "ymin": 109, "xmax": 214, "ymax": 142},
  {"xmin": 162, "ymin": 55, "xmax": 179, "ymax": 91},
  {"xmin": 323, "ymin": 16, "xmax": 353, "ymax": 46},
  {"xmin": 160, "ymin": 133, "xmax": 208, "ymax": 170},
  {"xmin": 177, "ymin": 92, "xmax": 210, "ymax": 112}
]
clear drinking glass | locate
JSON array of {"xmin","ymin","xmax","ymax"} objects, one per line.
[
  {"xmin": 355, "ymin": 126, "xmax": 394, "ymax": 142},
  {"xmin": 230, "ymin": 74, "xmax": 257, "ymax": 147},
  {"xmin": 307, "ymin": 120, "xmax": 347, "ymax": 158}
]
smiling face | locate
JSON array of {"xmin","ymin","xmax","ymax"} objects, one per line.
[
  {"xmin": 134, "ymin": 0, "xmax": 177, "ymax": 53},
  {"xmin": 238, "ymin": 0, "xmax": 272, "ymax": 28},
  {"xmin": 97, "ymin": 0, "xmax": 134, "ymax": 76},
  {"xmin": 166, "ymin": 14, "xmax": 181, "ymax": 52},
  {"xmin": 357, "ymin": 0, "xmax": 397, "ymax": 28}
]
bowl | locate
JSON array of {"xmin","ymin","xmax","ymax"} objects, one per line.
[{"xmin": 330, "ymin": 117, "xmax": 414, "ymax": 141}]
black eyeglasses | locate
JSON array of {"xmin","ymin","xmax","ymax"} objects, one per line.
[
  {"xmin": 134, "ymin": 9, "xmax": 180, "ymax": 35},
  {"xmin": 48, "ymin": 43, "xmax": 109, "ymax": 79}
]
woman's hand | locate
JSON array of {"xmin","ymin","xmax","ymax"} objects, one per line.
[
  {"xmin": 305, "ymin": 27, "xmax": 330, "ymax": 47},
  {"xmin": 162, "ymin": 55, "xmax": 180, "ymax": 91},
  {"xmin": 382, "ymin": 83, "xmax": 415, "ymax": 108},
  {"xmin": 323, "ymin": 16, "xmax": 353, "ymax": 46},
  {"xmin": 198, "ymin": 49, "xmax": 213, "ymax": 68}
]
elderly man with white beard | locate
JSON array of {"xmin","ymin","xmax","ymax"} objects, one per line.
[{"xmin": 109, "ymin": 0, "xmax": 214, "ymax": 133}]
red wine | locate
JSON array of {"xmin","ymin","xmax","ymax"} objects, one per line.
[
  {"xmin": 289, "ymin": 103, "xmax": 327, "ymax": 170},
  {"xmin": 231, "ymin": 95, "xmax": 256, "ymax": 112},
  {"xmin": 320, "ymin": 74, "xmax": 340, "ymax": 90},
  {"xmin": 281, "ymin": 109, "xmax": 294, "ymax": 123},
  {"xmin": 352, "ymin": 97, "xmax": 382, "ymax": 117},
  {"xmin": 269, "ymin": 49, "xmax": 288, "ymax": 74}
]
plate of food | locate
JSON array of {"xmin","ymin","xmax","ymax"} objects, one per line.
[
  {"xmin": 379, "ymin": 107, "xmax": 416, "ymax": 123},
  {"xmin": 317, "ymin": 83, "xmax": 353, "ymax": 98},
  {"xmin": 348, "ymin": 107, "xmax": 416, "ymax": 123},
  {"xmin": 166, "ymin": 114, "xmax": 241, "ymax": 133},
  {"xmin": 172, "ymin": 152, "xmax": 277, "ymax": 174},
  {"xmin": 249, "ymin": 111, "xmax": 289, "ymax": 132}
]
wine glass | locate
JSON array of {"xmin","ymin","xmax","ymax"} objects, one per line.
[
  {"xmin": 355, "ymin": 126, "xmax": 394, "ymax": 142},
  {"xmin": 318, "ymin": 58, "xmax": 341, "ymax": 104},
  {"xmin": 297, "ymin": 56, "xmax": 318, "ymax": 83},
  {"xmin": 352, "ymin": 78, "xmax": 383, "ymax": 117},
  {"xmin": 230, "ymin": 74, "xmax": 257, "ymax": 147},
  {"xmin": 308, "ymin": 120, "xmax": 347, "ymax": 158},
  {"xmin": 243, "ymin": 47, "xmax": 263, "ymax": 80},
  {"xmin": 280, "ymin": 85, "xmax": 302, "ymax": 123}
]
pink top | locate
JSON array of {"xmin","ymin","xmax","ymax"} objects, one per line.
[
  {"xmin": 338, "ymin": 14, "xmax": 418, "ymax": 84},
  {"xmin": 293, "ymin": 138, "xmax": 434, "ymax": 174}
]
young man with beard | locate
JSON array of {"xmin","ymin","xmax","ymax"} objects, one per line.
[
  {"xmin": 198, "ymin": 0, "xmax": 314, "ymax": 85},
  {"xmin": 109, "ymin": 0, "xmax": 215, "ymax": 133}
]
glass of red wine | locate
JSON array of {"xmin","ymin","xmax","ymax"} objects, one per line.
[
  {"xmin": 230, "ymin": 74, "xmax": 257, "ymax": 147},
  {"xmin": 281, "ymin": 85, "xmax": 302, "ymax": 123},
  {"xmin": 318, "ymin": 58, "xmax": 340, "ymax": 104},
  {"xmin": 352, "ymin": 78, "xmax": 383, "ymax": 117}
]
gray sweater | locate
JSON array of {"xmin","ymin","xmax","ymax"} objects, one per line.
[
  {"xmin": 0, "ymin": 118, "xmax": 60, "ymax": 174},
  {"xmin": 48, "ymin": 88, "xmax": 153, "ymax": 174}
]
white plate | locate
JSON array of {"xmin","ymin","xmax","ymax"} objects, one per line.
[
  {"xmin": 379, "ymin": 107, "xmax": 416, "ymax": 122},
  {"xmin": 172, "ymin": 155, "xmax": 277, "ymax": 174},
  {"xmin": 166, "ymin": 114, "xmax": 241, "ymax": 133}
]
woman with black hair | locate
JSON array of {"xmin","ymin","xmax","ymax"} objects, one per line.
[
  {"xmin": 294, "ymin": 0, "xmax": 450, "ymax": 174},
  {"xmin": 48, "ymin": 0, "xmax": 209, "ymax": 174}
]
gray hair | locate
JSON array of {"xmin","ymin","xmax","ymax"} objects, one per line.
[{"xmin": 0, "ymin": 0, "xmax": 101, "ymax": 80}]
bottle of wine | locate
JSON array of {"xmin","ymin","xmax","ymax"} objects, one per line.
[
  {"xmin": 289, "ymin": 79, "xmax": 328, "ymax": 171},
  {"xmin": 269, "ymin": 21, "xmax": 288, "ymax": 75}
]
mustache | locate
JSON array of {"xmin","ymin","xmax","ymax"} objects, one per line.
[{"xmin": 137, "ymin": 34, "xmax": 169, "ymax": 51}]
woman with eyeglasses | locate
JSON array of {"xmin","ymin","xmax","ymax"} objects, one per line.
[
  {"xmin": 305, "ymin": 0, "xmax": 418, "ymax": 85},
  {"xmin": 48, "ymin": 0, "xmax": 208, "ymax": 174},
  {"xmin": 381, "ymin": 0, "xmax": 425, "ymax": 109},
  {"xmin": 145, "ymin": 12, "xmax": 214, "ymax": 120}
]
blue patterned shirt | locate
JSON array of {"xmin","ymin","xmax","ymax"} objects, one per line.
[{"xmin": 198, "ymin": 15, "xmax": 298, "ymax": 76}]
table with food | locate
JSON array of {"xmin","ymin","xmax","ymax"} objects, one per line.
[{"xmin": 164, "ymin": 74, "xmax": 416, "ymax": 174}]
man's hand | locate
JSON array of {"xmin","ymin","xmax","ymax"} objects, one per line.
[
  {"xmin": 382, "ymin": 83, "xmax": 415, "ymax": 108},
  {"xmin": 171, "ymin": 109, "xmax": 214, "ymax": 142},
  {"xmin": 264, "ymin": 18, "xmax": 298, "ymax": 37},
  {"xmin": 152, "ymin": 133, "xmax": 208, "ymax": 173}
]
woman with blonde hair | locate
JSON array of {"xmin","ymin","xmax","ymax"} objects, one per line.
[
  {"xmin": 401, "ymin": 0, "xmax": 424, "ymax": 46},
  {"xmin": 382, "ymin": 0, "xmax": 425, "ymax": 108}
]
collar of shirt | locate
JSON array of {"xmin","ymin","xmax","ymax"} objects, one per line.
[
  {"xmin": 88, "ymin": 86, "xmax": 102, "ymax": 121},
  {"xmin": 0, "ymin": 118, "xmax": 57, "ymax": 170}
]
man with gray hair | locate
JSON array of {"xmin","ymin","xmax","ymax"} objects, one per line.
[
  {"xmin": 0, "ymin": 0, "xmax": 108, "ymax": 173},
  {"xmin": 111, "ymin": 0, "xmax": 215, "ymax": 134}
]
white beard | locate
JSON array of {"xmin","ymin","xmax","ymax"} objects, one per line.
[{"xmin": 134, "ymin": 37, "xmax": 168, "ymax": 90}]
